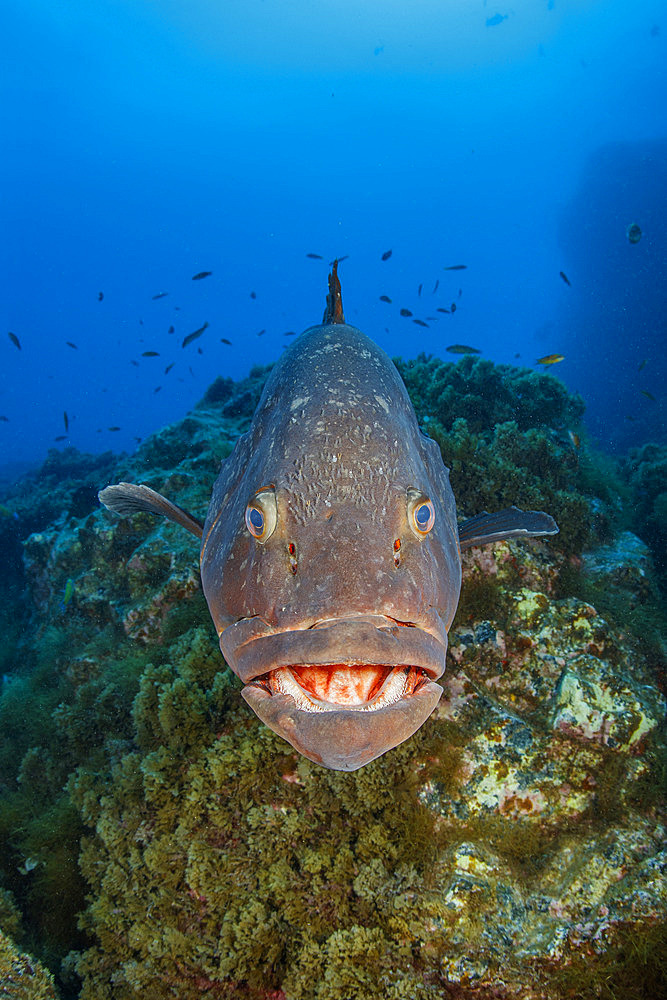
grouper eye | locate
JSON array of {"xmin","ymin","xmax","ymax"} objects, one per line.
[
  {"xmin": 407, "ymin": 487, "xmax": 435, "ymax": 537},
  {"xmin": 244, "ymin": 487, "xmax": 278, "ymax": 542}
]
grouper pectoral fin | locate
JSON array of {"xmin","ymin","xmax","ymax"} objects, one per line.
[
  {"xmin": 98, "ymin": 482, "xmax": 203, "ymax": 539},
  {"xmin": 458, "ymin": 505, "xmax": 558, "ymax": 551}
]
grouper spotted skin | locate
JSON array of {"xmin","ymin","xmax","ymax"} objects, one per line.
[{"xmin": 99, "ymin": 263, "xmax": 557, "ymax": 771}]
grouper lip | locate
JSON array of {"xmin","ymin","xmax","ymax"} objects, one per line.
[
  {"xmin": 219, "ymin": 615, "xmax": 447, "ymax": 771},
  {"xmin": 219, "ymin": 614, "xmax": 448, "ymax": 685}
]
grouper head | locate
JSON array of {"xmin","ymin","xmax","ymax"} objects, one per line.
[{"xmin": 99, "ymin": 262, "xmax": 558, "ymax": 771}]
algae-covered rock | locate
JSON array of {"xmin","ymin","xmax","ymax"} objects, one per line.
[
  {"xmin": 64, "ymin": 539, "xmax": 665, "ymax": 999},
  {"xmin": 1, "ymin": 356, "xmax": 665, "ymax": 999},
  {"xmin": 0, "ymin": 928, "xmax": 59, "ymax": 999}
]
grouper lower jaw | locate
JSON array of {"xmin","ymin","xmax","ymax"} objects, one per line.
[{"xmin": 242, "ymin": 681, "xmax": 443, "ymax": 771}]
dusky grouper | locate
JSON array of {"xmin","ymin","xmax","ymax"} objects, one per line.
[{"xmin": 99, "ymin": 262, "xmax": 557, "ymax": 771}]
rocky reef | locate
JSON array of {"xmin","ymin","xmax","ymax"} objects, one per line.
[{"xmin": 0, "ymin": 357, "xmax": 664, "ymax": 999}]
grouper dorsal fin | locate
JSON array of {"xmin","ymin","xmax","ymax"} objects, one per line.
[
  {"xmin": 98, "ymin": 482, "xmax": 203, "ymax": 539},
  {"xmin": 458, "ymin": 505, "xmax": 558, "ymax": 551},
  {"xmin": 322, "ymin": 259, "xmax": 345, "ymax": 324}
]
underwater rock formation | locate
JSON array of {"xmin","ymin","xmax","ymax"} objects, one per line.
[
  {"xmin": 0, "ymin": 358, "xmax": 665, "ymax": 998},
  {"xmin": 620, "ymin": 442, "xmax": 667, "ymax": 591},
  {"xmin": 64, "ymin": 537, "xmax": 664, "ymax": 1000}
]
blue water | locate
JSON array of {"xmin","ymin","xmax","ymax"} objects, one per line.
[{"xmin": 1, "ymin": 0, "xmax": 665, "ymax": 473}]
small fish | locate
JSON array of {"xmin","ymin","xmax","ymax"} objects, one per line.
[
  {"xmin": 559, "ymin": 271, "xmax": 571, "ymax": 286},
  {"xmin": 640, "ymin": 389, "xmax": 656, "ymax": 401},
  {"xmin": 154, "ymin": 386, "xmax": 162, "ymax": 393},
  {"xmin": 436, "ymin": 307, "xmax": 450, "ymax": 314},
  {"xmin": 0, "ymin": 503, "xmax": 17, "ymax": 516},
  {"xmin": 197, "ymin": 347, "xmax": 203, "ymax": 355},
  {"xmin": 66, "ymin": 341, "xmax": 78, "ymax": 349},
  {"xmin": 381, "ymin": 250, "xmax": 393, "ymax": 261},
  {"xmin": 98, "ymin": 292, "xmax": 104, "ymax": 301},
  {"xmin": 60, "ymin": 577, "xmax": 75, "ymax": 611},
  {"xmin": 626, "ymin": 223, "xmax": 642, "ymax": 245},
  {"xmin": 0, "ymin": 416, "xmax": 8, "ymax": 422},
  {"xmin": 192, "ymin": 271, "xmax": 212, "ymax": 280},
  {"xmin": 486, "ymin": 13, "xmax": 508, "ymax": 27},
  {"xmin": 625, "ymin": 415, "xmax": 636, "ymax": 422},
  {"xmin": 250, "ymin": 291, "xmax": 256, "ymax": 299},
  {"xmin": 182, "ymin": 322, "xmax": 209, "ymax": 348},
  {"xmin": 443, "ymin": 264, "xmax": 467, "ymax": 271},
  {"xmin": 139, "ymin": 319, "xmax": 144, "ymax": 326},
  {"xmin": 284, "ymin": 331, "xmax": 297, "ymax": 336},
  {"xmin": 54, "ymin": 435, "xmax": 67, "ymax": 442},
  {"xmin": 379, "ymin": 295, "xmax": 392, "ymax": 303},
  {"xmin": 152, "ymin": 292, "xmax": 169, "ymax": 300},
  {"xmin": 164, "ymin": 363, "xmax": 174, "ymax": 374},
  {"xmin": 400, "ymin": 308, "xmax": 413, "ymax": 317},
  {"xmin": 257, "ymin": 329, "xmax": 266, "ymax": 336},
  {"xmin": 418, "ymin": 284, "xmax": 423, "ymax": 297},
  {"xmin": 330, "ymin": 255, "xmax": 349, "ymax": 264},
  {"xmin": 433, "ymin": 280, "xmax": 439, "ymax": 293},
  {"xmin": 63, "ymin": 411, "xmax": 69, "ymax": 432},
  {"xmin": 536, "ymin": 354, "xmax": 565, "ymax": 366},
  {"xmin": 108, "ymin": 426, "xmax": 121, "ymax": 431},
  {"xmin": 306, "ymin": 253, "xmax": 323, "ymax": 259},
  {"xmin": 8, "ymin": 332, "xmax": 21, "ymax": 350},
  {"xmin": 168, "ymin": 325, "xmax": 175, "ymax": 334},
  {"xmin": 142, "ymin": 351, "xmax": 160, "ymax": 357},
  {"xmin": 130, "ymin": 360, "xmax": 139, "ymax": 367},
  {"xmin": 638, "ymin": 359, "xmax": 647, "ymax": 372},
  {"xmin": 567, "ymin": 430, "xmax": 580, "ymax": 450},
  {"xmin": 446, "ymin": 344, "xmax": 481, "ymax": 355},
  {"xmin": 18, "ymin": 857, "xmax": 40, "ymax": 875},
  {"xmin": 450, "ymin": 303, "xmax": 457, "ymax": 313},
  {"xmin": 221, "ymin": 338, "xmax": 232, "ymax": 345},
  {"xmin": 413, "ymin": 319, "xmax": 429, "ymax": 327}
]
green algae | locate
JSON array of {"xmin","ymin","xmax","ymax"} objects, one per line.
[
  {"xmin": 393, "ymin": 352, "xmax": 585, "ymax": 434},
  {"xmin": 538, "ymin": 919, "xmax": 667, "ymax": 1000},
  {"xmin": 427, "ymin": 416, "xmax": 593, "ymax": 553},
  {"xmin": 66, "ymin": 640, "xmax": 457, "ymax": 998},
  {"xmin": 0, "ymin": 929, "xmax": 60, "ymax": 1000}
]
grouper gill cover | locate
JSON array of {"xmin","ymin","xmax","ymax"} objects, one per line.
[{"xmin": 99, "ymin": 263, "xmax": 558, "ymax": 770}]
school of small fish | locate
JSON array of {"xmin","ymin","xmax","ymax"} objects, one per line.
[{"xmin": 4, "ymin": 234, "xmax": 658, "ymax": 442}]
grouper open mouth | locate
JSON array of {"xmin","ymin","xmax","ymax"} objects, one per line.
[
  {"xmin": 220, "ymin": 615, "xmax": 447, "ymax": 771},
  {"xmin": 248, "ymin": 662, "xmax": 435, "ymax": 712}
]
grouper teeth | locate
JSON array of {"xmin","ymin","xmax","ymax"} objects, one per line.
[{"xmin": 269, "ymin": 666, "xmax": 411, "ymax": 713}]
